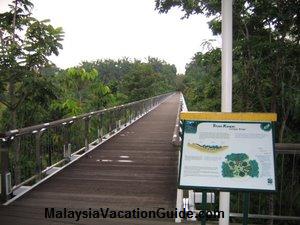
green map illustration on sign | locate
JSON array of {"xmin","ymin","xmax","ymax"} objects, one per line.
[{"xmin": 222, "ymin": 153, "xmax": 259, "ymax": 178}]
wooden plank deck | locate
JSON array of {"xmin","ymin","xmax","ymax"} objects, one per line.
[{"xmin": 0, "ymin": 94, "xmax": 181, "ymax": 225}]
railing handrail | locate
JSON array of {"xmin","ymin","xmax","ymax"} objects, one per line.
[
  {"xmin": 0, "ymin": 92, "xmax": 173, "ymax": 139},
  {"xmin": 275, "ymin": 143, "xmax": 300, "ymax": 154},
  {"xmin": 1, "ymin": 92, "xmax": 175, "ymax": 203}
]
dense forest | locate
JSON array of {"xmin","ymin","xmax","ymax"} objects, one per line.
[
  {"xmin": 0, "ymin": 1, "xmax": 176, "ymax": 132},
  {"xmin": 156, "ymin": 0, "xmax": 300, "ymax": 143},
  {"xmin": 0, "ymin": 0, "xmax": 299, "ymax": 223},
  {"xmin": 0, "ymin": 56, "xmax": 177, "ymax": 131},
  {"xmin": 1, "ymin": 0, "xmax": 299, "ymax": 145}
]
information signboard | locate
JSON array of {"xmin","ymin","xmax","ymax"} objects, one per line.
[{"xmin": 178, "ymin": 112, "xmax": 277, "ymax": 191}]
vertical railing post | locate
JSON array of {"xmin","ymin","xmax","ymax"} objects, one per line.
[
  {"xmin": 119, "ymin": 107, "xmax": 122, "ymax": 128},
  {"xmin": 122, "ymin": 106, "xmax": 126, "ymax": 126},
  {"xmin": 123, "ymin": 106, "xmax": 128, "ymax": 126},
  {"xmin": 48, "ymin": 135, "xmax": 52, "ymax": 167},
  {"xmin": 63, "ymin": 123, "xmax": 71, "ymax": 162},
  {"xmin": 98, "ymin": 113, "xmax": 103, "ymax": 143},
  {"xmin": 134, "ymin": 105, "xmax": 137, "ymax": 119},
  {"xmin": 119, "ymin": 108, "xmax": 123, "ymax": 128},
  {"xmin": 109, "ymin": 110, "xmax": 113, "ymax": 132},
  {"xmin": 115, "ymin": 109, "xmax": 120, "ymax": 130},
  {"xmin": 139, "ymin": 104, "xmax": 142, "ymax": 117},
  {"xmin": 84, "ymin": 117, "xmax": 90, "ymax": 152},
  {"xmin": 35, "ymin": 132, "xmax": 42, "ymax": 181},
  {"xmin": 13, "ymin": 136, "xmax": 21, "ymax": 185},
  {"xmin": 141, "ymin": 102, "xmax": 144, "ymax": 115},
  {"xmin": 129, "ymin": 106, "xmax": 132, "ymax": 123},
  {"xmin": 0, "ymin": 137, "xmax": 12, "ymax": 203},
  {"xmin": 137, "ymin": 104, "xmax": 140, "ymax": 118},
  {"xmin": 126, "ymin": 106, "xmax": 128, "ymax": 122}
]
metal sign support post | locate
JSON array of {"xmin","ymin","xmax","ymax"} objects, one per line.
[
  {"xmin": 219, "ymin": 0, "xmax": 233, "ymax": 225},
  {"xmin": 243, "ymin": 192, "xmax": 250, "ymax": 225},
  {"xmin": 201, "ymin": 191, "xmax": 207, "ymax": 225}
]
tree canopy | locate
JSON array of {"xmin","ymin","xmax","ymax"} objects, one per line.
[
  {"xmin": 0, "ymin": 0, "xmax": 64, "ymax": 130},
  {"xmin": 159, "ymin": 0, "xmax": 299, "ymax": 142}
]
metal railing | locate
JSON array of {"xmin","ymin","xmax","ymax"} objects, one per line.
[
  {"xmin": 229, "ymin": 143, "xmax": 300, "ymax": 224},
  {"xmin": 0, "ymin": 92, "xmax": 174, "ymax": 203}
]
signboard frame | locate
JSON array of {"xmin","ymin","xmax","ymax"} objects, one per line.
[{"xmin": 178, "ymin": 112, "xmax": 277, "ymax": 193}]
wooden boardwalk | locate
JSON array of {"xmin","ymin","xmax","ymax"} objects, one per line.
[{"xmin": 0, "ymin": 94, "xmax": 181, "ymax": 225}]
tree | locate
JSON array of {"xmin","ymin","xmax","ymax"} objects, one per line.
[
  {"xmin": 77, "ymin": 57, "xmax": 177, "ymax": 103},
  {"xmin": 155, "ymin": 0, "xmax": 220, "ymax": 18},
  {"xmin": 147, "ymin": 57, "xmax": 177, "ymax": 93},
  {"xmin": 184, "ymin": 49, "xmax": 221, "ymax": 111},
  {"xmin": 51, "ymin": 66, "xmax": 114, "ymax": 116},
  {"xmin": 0, "ymin": 0, "xmax": 64, "ymax": 183},
  {"xmin": 0, "ymin": 0, "xmax": 63, "ymax": 130},
  {"xmin": 155, "ymin": 1, "xmax": 300, "ymax": 222},
  {"xmin": 67, "ymin": 67, "xmax": 98, "ymax": 104},
  {"xmin": 122, "ymin": 63, "xmax": 158, "ymax": 101},
  {"xmin": 155, "ymin": 0, "xmax": 300, "ymax": 143}
]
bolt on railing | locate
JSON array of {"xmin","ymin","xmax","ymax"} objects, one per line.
[{"xmin": 0, "ymin": 92, "xmax": 174, "ymax": 203}]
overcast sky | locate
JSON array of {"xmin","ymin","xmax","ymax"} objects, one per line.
[{"xmin": 0, "ymin": 0, "xmax": 220, "ymax": 74}]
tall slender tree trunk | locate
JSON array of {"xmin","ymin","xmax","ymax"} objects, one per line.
[
  {"xmin": 9, "ymin": 80, "xmax": 21, "ymax": 184},
  {"xmin": 9, "ymin": 0, "xmax": 21, "ymax": 185}
]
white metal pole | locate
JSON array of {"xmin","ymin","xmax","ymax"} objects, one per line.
[{"xmin": 219, "ymin": 0, "xmax": 232, "ymax": 225}]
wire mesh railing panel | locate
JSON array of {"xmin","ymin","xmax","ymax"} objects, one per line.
[
  {"xmin": 0, "ymin": 92, "xmax": 173, "ymax": 202},
  {"xmin": 43, "ymin": 126, "xmax": 64, "ymax": 166},
  {"xmin": 15, "ymin": 134, "xmax": 35, "ymax": 185},
  {"xmin": 68, "ymin": 119, "xmax": 85, "ymax": 153},
  {"xmin": 227, "ymin": 151, "xmax": 300, "ymax": 225}
]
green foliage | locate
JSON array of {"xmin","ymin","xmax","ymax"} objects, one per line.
[
  {"xmin": 0, "ymin": 0, "xmax": 64, "ymax": 130},
  {"xmin": 78, "ymin": 57, "xmax": 176, "ymax": 101},
  {"xmin": 0, "ymin": 54, "xmax": 177, "ymax": 132},
  {"xmin": 122, "ymin": 63, "xmax": 157, "ymax": 101},
  {"xmin": 43, "ymin": 57, "xmax": 176, "ymax": 117},
  {"xmin": 67, "ymin": 67, "xmax": 98, "ymax": 80},
  {"xmin": 163, "ymin": 0, "xmax": 299, "ymax": 216},
  {"xmin": 162, "ymin": 0, "xmax": 300, "ymax": 143},
  {"xmin": 183, "ymin": 49, "xmax": 221, "ymax": 111},
  {"xmin": 51, "ymin": 99, "xmax": 82, "ymax": 116},
  {"xmin": 155, "ymin": 0, "xmax": 220, "ymax": 18},
  {"xmin": 121, "ymin": 59, "xmax": 176, "ymax": 102}
]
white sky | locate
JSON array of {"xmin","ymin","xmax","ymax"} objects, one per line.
[{"xmin": 0, "ymin": 0, "xmax": 220, "ymax": 74}]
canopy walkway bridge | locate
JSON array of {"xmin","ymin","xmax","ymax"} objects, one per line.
[{"xmin": 0, "ymin": 93, "xmax": 299, "ymax": 225}]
